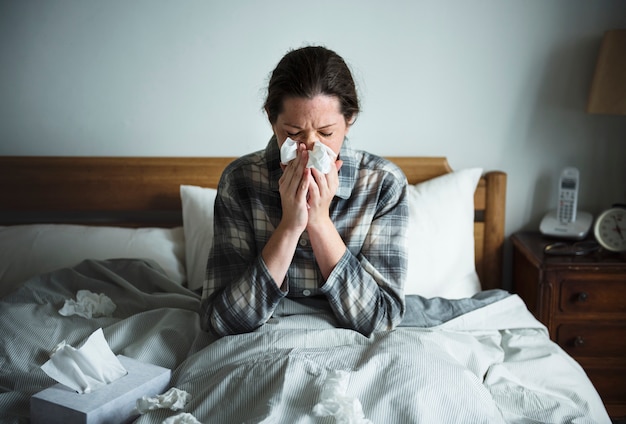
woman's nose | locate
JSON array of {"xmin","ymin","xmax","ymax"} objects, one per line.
[{"xmin": 300, "ymin": 136, "xmax": 316, "ymax": 151}]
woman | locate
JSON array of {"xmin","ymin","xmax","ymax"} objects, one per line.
[{"xmin": 200, "ymin": 46, "xmax": 408, "ymax": 337}]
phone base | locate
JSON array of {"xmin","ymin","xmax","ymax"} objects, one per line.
[{"xmin": 539, "ymin": 210, "xmax": 593, "ymax": 240}]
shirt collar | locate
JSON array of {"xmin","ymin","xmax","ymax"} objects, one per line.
[{"xmin": 265, "ymin": 136, "xmax": 357, "ymax": 199}]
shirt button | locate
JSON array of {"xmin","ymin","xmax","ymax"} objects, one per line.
[
  {"xmin": 302, "ymin": 290, "xmax": 311, "ymax": 296},
  {"xmin": 299, "ymin": 238, "xmax": 308, "ymax": 246}
]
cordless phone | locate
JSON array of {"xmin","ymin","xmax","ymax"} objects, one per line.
[
  {"xmin": 539, "ymin": 166, "xmax": 592, "ymax": 240},
  {"xmin": 556, "ymin": 167, "xmax": 579, "ymax": 223}
]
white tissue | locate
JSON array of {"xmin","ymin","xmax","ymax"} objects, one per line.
[
  {"xmin": 136, "ymin": 387, "xmax": 191, "ymax": 413},
  {"xmin": 280, "ymin": 137, "xmax": 337, "ymax": 174},
  {"xmin": 279, "ymin": 137, "xmax": 299, "ymax": 164},
  {"xmin": 307, "ymin": 141, "xmax": 337, "ymax": 174},
  {"xmin": 58, "ymin": 290, "xmax": 116, "ymax": 319},
  {"xmin": 40, "ymin": 328, "xmax": 127, "ymax": 394},
  {"xmin": 162, "ymin": 412, "xmax": 201, "ymax": 424},
  {"xmin": 312, "ymin": 370, "xmax": 372, "ymax": 424}
]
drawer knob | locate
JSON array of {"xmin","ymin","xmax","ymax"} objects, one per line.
[
  {"xmin": 574, "ymin": 336, "xmax": 585, "ymax": 347},
  {"xmin": 576, "ymin": 292, "xmax": 589, "ymax": 302}
]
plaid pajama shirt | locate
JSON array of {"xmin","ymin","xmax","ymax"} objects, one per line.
[{"xmin": 201, "ymin": 137, "xmax": 408, "ymax": 337}]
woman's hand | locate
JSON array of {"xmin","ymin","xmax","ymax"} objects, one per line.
[
  {"xmin": 306, "ymin": 159, "xmax": 343, "ymax": 228},
  {"xmin": 278, "ymin": 144, "xmax": 310, "ymax": 234}
]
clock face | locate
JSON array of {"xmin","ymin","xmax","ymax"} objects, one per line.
[{"xmin": 593, "ymin": 208, "xmax": 626, "ymax": 252}]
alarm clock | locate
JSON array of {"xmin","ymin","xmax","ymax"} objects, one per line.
[{"xmin": 593, "ymin": 206, "xmax": 626, "ymax": 252}]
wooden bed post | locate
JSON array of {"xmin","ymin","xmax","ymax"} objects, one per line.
[{"xmin": 481, "ymin": 171, "xmax": 507, "ymax": 291}]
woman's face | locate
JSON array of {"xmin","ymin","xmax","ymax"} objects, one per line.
[{"xmin": 271, "ymin": 95, "xmax": 351, "ymax": 157}]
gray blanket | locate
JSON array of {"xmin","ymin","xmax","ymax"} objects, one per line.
[{"xmin": 0, "ymin": 259, "xmax": 609, "ymax": 423}]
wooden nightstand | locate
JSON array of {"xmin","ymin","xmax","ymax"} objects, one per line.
[{"xmin": 511, "ymin": 231, "xmax": 626, "ymax": 420}]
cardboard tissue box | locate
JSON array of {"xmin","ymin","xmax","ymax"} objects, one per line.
[{"xmin": 31, "ymin": 355, "xmax": 171, "ymax": 424}]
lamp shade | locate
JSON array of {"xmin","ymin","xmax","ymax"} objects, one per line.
[{"xmin": 587, "ymin": 29, "xmax": 626, "ymax": 115}]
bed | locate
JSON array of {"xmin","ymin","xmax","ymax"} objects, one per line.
[{"xmin": 0, "ymin": 156, "xmax": 611, "ymax": 423}]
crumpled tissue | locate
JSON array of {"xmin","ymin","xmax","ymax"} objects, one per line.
[
  {"xmin": 58, "ymin": 289, "xmax": 116, "ymax": 319},
  {"xmin": 313, "ymin": 370, "xmax": 372, "ymax": 424},
  {"xmin": 136, "ymin": 387, "xmax": 191, "ymax": 413},
  {"xmin": 280, "ymin": 137, "xmax": 337, "ymax": 174},
  {"xmin": 162, "ymin": 412, "xmax": 202, "ymax": 424},
  {"xmin": 40, "ymin": 328, "xmax": 127, "ymax": 394}
]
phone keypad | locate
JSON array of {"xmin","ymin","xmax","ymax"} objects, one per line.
[{"xmin": 558, "ymin": 191, "xmax": 576, "ymax": 222}]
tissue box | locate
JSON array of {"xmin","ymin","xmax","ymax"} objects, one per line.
[{"xmin": 31, "ymin": 355, "xmax": 171, "ymax": 424}]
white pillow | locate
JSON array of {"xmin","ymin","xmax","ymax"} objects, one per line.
[
  {"xmin": 404, "ymin": 168, "xmax": 483, "ymax": 299},
  {"xmin": 0, "ymin": 224, "xmax": 186, "ymax": 298},
  {"xmin": 180, "ymin": 185, "xmax": 217, "ymax": 291}
]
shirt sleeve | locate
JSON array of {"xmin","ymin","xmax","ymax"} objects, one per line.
[
  {"xmin": 200, "ymin": 171, "xmax": 286, "ymax": 337},
  {"xmin": 320, "ymin": 172, "xmax": 409, "ymax": 336}
]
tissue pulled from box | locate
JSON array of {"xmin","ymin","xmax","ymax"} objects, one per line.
[
  {"xmin": 40, "ymin": 328, "xmax": 127, "ymax": 394},
  {"xmin": 280, "ymin": 137, "xmax": 337, "ymax": 174},
  {"xmin": 58, "ymin": 290, "xmax": 116, "ymax": 318},
  {"xmin": 313, "ymin": 370, "xmax": 372, "ymax": 424},
  {"xmin": 136, "ymin": 387, "xmax": 190, "ymax": 413}
]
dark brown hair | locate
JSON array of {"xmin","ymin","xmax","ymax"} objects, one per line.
[{"xmin": 264, "ymin": 46, "xmax": 360, "ymax": 125}]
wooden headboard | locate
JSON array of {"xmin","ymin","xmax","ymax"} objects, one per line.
[{"xmin": 0, "ymin": 156, "xmax": 506, "ymax": 290}]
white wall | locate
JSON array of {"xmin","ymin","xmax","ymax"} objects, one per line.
[{"xmin": 1, "ymin": 1, "xmax": 625, "ymax": 286}]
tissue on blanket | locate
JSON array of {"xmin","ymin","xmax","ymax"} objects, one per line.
[
  {"xmin": 280, "ymin": 137, "xmax": 337, "ymax": 174},
  {"xmin": 58, "ymin": 289, "xmax": 116, "ymax": 318},
  {"xmin": 40, "ymin": 328, "xmax": 127, "ymax": 394},
  {"xmin": 136, "ymin": 387, "xmax": 191, "ymax": 413},
  {"xmin": 162, "ymin": 412, "xmax": 202, "ymax": 424},
  {"xmin": 313, "ymin": 370, "xmax": 372, "ymax": 424}
]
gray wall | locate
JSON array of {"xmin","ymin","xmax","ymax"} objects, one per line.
[{"xmin": 1, "ymin": 1, "xmax": 625, "ymax": 285}]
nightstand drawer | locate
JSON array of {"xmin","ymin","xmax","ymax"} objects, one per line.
[
  {"xmin": 559, "ymin": 278, "xmax": 626, "ymax": 314},
  {"xmin": 556, "ymin": 323, "xmax": 626, "ymax": 357}
]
